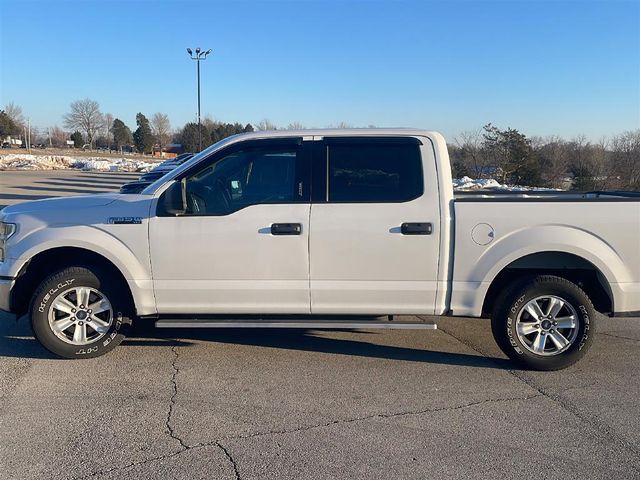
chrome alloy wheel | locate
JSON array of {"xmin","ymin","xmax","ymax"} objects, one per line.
[
  {"xmin": 515, "ymin": 295, "xmax": 579, "ymax": 356},
  {"xmin": 47, "ymin": 287, "xmax": 113, "ymax": 345}
]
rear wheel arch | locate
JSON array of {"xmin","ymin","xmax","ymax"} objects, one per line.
[
  {"xmin": 482, "ymin": 251, "xmax": 613, "ymax": 316},
  {"xmin": 11, "ymin": 247, "xmax": 135, "ymax": 318}
]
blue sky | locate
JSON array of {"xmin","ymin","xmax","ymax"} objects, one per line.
[{"xmin": 1, "ymin": 0, "xmax": 638, "ymax": 141}]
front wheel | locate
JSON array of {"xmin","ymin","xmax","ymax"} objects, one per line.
[
  {"xmin": 491, "ymin": 275, "xmax": 596, "ymax": 371},
  {"xmin": 30, "ymin": 267, "xmax": 132, "ymax": 359}
]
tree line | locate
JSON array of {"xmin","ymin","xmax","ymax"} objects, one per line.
[
  {"xmin": 449, "ymin": 124, "xmax": 640, "ymax": 191},
  {"xmin": 2, "ymin": 99, "xmax": 638, "ymax": 191}
]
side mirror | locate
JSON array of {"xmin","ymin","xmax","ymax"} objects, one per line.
[{"xmin": 160, "ymin": 180, "xmax": 187, "ymax": 216}]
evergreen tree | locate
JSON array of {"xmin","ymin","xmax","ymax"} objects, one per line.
[
  {"xmin": 482, "ymin": 124, "xmax": 541, "ymax": 186},
  {"xmin": 133, "ymin": 113, "xmax": 154, "ymax": 154},
  {"xmin": 0, "ymin": 110, "xmax": 19, "ymax": 138},
  {"xmin": 111, "ymin": 118, "xmax": 133, "ymax": 150},
  {"xmin": 243, "ymin": 123, "xmax": 254, "ymax": 133},
  {"xmin": 70, "ymin": 131, "xmax": 83, "ymax": 148},
  {"xmin": 180, "ymin": 122, "xmax": 210, "ymax": 153},
  {"xmin": 210, "ymin": 122, "xmax": 247, "ymax": 143}
]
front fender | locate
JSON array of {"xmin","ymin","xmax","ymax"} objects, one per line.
[{"xmin": 8, "ymin": 224, "xmax": 156, "ymax": 315}]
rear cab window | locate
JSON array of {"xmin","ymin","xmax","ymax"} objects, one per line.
[{"xmin": 322, "ymin": 138, "xmax": 424, "ymax": 203}]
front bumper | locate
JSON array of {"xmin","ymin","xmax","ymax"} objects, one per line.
[{"xmin": 0, "ymin": 278, "xmax": 14, "ymax": 313}]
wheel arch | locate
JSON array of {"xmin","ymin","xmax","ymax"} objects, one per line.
[
  {"xmin": 12, "ymin": 246, "xmax": 142, "ymax": 318},
  {"xmin": 482, "ymin": 251, "xmax": 613, "ymax": 316}
]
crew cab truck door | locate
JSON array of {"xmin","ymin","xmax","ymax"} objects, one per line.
[
  {"xmin": 149, "ymin": 138, "xmax": 312, "ymax": 314},
  {"xmin": 309, "ymin": 136, "xmax": 441, "ymax": 315}
]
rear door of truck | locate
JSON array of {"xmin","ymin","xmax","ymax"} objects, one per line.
[{"xmin": 309, "ymin": 136, "xmax": 442, "ymax": 315}]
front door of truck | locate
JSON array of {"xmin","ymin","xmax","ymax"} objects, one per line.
[
  {"xmin": 149, "ymin": 138, "xmax": 312, "ymax": 314},
  {"xmin": 309, "ymin": 136, "xmax": 441, "ymax": 315}
]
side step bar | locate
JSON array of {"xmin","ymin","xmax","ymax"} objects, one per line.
[{"xmin": 155, "ymin": 317, "xmax": 437, "ymax": 330}]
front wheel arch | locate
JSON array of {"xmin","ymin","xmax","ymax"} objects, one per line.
[{"xmin": 12, "ymin": 247, "xmax": 135, "ymax": 318}]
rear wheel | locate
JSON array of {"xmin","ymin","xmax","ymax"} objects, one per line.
[
  {"xmin": 491, "ymin": 275, "xmax": 595, "ymax": 370},
  {"xmin": 30, "ymin": 267, "xmax": 132, "ymax": 359}
]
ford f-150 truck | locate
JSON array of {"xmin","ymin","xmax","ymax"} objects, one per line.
[{"xmin": 1, "ymin": 129, "xmax": 639, "ymax": 370}]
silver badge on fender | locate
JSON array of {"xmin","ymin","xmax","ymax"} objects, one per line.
[{"xmin": 108, "ymin": 217, "xmax": 143, "ymax": 225}]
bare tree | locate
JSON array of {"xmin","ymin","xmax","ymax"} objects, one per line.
[
  {"xmin": 49, "ymin": 125, "xmax": 68, "ymax": 148},
  {"xmin": 611, "ymin": 130, "xmax": 640, "ymax": 190},
  {"xmin": 589, "ymin": 137, "xmax": 616, "ymax": 191},
  {"xmin": 4, "ymin": 102, "xmax": 25, "ymax": 128},
  {"xmin": 286, "ymin": 122, "xmax": 305, "ymax": 130},
  {"xmin": 151, "ymin": 112, "xmax": 171, "ymax": 154},
  {"xmin": 255, "ymin": 119, "xmax": 277, "ymax": 131},
  {"xmin": 327, "ymin": 121, "xmax": 352, "ymax": 129},
  {"xmin": 104, "ymin": 112, "xmax": 114, "ymax": 148},
  {"xmin": 454, "ymin": 129, "xmax": 492, "ymax": 178},
  {"xmin": 63, "ymin": 99, "xmax": 105, "ymax": 148},
  {"xmin": 202, "ymin": 115, "xmax": 218, "ymax": 132},
  {"xmin": 536, "ymin": 135, "xmax": 570, "ymax": 189}
]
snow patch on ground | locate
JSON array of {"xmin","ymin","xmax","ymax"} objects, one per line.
[
  {"xmin": 0, "ymin": 154, "xmax": 157, "ymax": 172},
  {"xmin": 453, "ymin": 176, "xmax": 559, "ymax": 191}
]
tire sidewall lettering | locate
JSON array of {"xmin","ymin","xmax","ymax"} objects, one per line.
[
  {"xmin": 578, "ymin": 304, "xmax": 590, "ymax": 350},
  {"xmin": 38, "ymin": 278, "xmax": 76, "ymax": 313},
  {"xmin": 101, "ymin": 313, "xmax": 123, "ymax": 348},
  {"xmin": 506, "ymin": 295, "xmax": 527, "ymax": 355}
]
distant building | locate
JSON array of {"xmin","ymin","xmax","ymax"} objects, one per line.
[
  {"xmin": 153, "ymin": 143, "xmax": 184, "ymax": 159},
  {"xmin": 1, "ymin": 135, "xmax": 23, "ymax": 146}
]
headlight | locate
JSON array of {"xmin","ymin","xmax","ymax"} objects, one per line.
[
  {"xmin": 0, "ymin": 222, "xmax": 16, "ymax": 262},
  {"xmin": 0, "ymin": 223, "xmax": 16, "ymax": 240}
]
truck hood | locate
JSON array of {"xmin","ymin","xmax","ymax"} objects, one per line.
[{"xmin": 1, "ymin": 193, "xmax": 119, "ymax": 216}]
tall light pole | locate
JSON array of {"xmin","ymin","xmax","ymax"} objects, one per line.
[{"xmin": 186, "ymin": 47, "xmax": 212, "ymax": 151}]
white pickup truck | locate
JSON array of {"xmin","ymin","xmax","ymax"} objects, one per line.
[{"xmin": 1, "ymin": 129, "xmax": 639, "ymax": 369}]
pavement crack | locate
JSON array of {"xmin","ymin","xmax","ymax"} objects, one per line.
[
  {"xmin": 71, "ymin": 450, "xmax": 186, "ymax": 480},
  {"xmin": 436, "ymin": 323, "xmax": 640, "ymax": 469},
  {"xmin": 218, "ymin": 393, "xmax": 542, "ymax": 442},
  {"xmin": 217, "ymin": 442, "xmax": 241, "ymax": 480},
  {"xmin": 166, "ymin": 345, "xmax": 189, "ymax": 450},
  {"xmin": 599, "ymin": 332, "xmax": 640, "ymax": 343}
]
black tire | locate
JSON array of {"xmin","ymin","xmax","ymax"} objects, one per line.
[
  {"xmin": 30, "ymin": 266, "xmax": 133, "ymax": 359},
  {"xmin": 491, "ymin": 275, "xmax": 596, "ymax": 371}
]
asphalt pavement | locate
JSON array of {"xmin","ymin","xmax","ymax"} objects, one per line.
[{"xmin": 0, "ymin": 170, "xmax": 638, "ymax": 479}]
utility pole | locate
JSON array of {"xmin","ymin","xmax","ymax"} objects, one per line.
[{"xmin": 186, "ymin": 47, "xmax": 212, "ymax": 151}]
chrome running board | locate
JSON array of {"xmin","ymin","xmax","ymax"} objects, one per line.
[{"xmin": 155, "ymin": 316, "xmax": 437, "ymax": 330}]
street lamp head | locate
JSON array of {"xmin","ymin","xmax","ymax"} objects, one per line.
[
  {"xmin": 205, "ymin": 49, "xmax": 212, "ymax": 55},
  {"xmin": 186, "ymin": 48, "xmax": 192, "ymax": 55},
  {"xmin": 195, "ymin": 47, "xmax": 201, "ymax": 53}
]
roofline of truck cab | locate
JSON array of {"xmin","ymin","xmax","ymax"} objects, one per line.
[{"xmin": 141, "ymin": 128, "xmax": 445, "ymax": 196}]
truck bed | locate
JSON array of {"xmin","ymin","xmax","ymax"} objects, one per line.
[
  {"xmin": 454, "ymin": 190, "xmax": 640, "ymax": 202},
  {"xmin": 449, "ymin": 192, "xmax": 640, "ymax": 317}
]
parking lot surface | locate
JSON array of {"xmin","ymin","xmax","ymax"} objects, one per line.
[{"xmin": 0, "ymin": 170, "xmax": 639, "ymax": 479}]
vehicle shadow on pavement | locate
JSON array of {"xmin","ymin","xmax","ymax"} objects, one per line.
[
  {"xmin": 125, "ymin": 323, "xmax": 513, "ymax": 370},
  {"xmin": 0, "ymin": 316, "xmax": 187, "ymax": 360},
  {"xmin": 0, "ymin": 316, "xmax": 512, "ymax": 368}
]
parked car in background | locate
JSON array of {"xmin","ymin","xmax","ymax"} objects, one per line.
[{"xmin": 119, "ymin": 153, "xmax": 193, "ymax": 194}]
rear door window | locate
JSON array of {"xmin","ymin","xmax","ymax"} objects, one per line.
[{"xmin": 326, "ymin": 139, "xmax": 423, "ymax": 202}]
